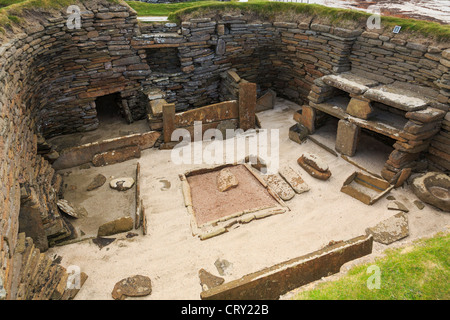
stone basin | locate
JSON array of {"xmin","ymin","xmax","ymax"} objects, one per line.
[{"xmin": 411, "ymin": 172, "xmax": 450, "ymax": 212}]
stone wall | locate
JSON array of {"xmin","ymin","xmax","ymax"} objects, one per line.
[
  {"xmin": 1, "ymin": 1, "xmax": 449, "ymax": 299},
  {"xmin": 0, "ymin": 0, "xmax": 149, "ymax": 300}
]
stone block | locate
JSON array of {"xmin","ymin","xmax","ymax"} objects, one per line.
[
  {"xmin": 346, "ymin": 97, "xmax": 373, "ymax": 119},
  {"xmin": 335, "ymin": 120, "xmax": 360, "ymax": 156},
  {"xmin": 92, "ymin": 145, "xmax": 141, "ymax": 167},
  {"xmin": 97, "ymin": 216, "xmax": 134, "ymax": 237}
]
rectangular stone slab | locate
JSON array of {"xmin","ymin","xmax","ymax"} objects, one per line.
[
  {"xmin": 52, "ymin": 131, "xmax": 161, "ymax": 170},
  {"xmin": 321, "ymin": 74, "xmax": 372, "ymax": 95},
  {"xmin": 200, "ymin": 234, "xmax": 373, "ymax": 300},
  {"xmin": 278, "ymin": 165, "xmax": 310, "ymax": 194},
  {"xmin": 363, "ymin": 88, "xmax": 428, "ymax": 112}
]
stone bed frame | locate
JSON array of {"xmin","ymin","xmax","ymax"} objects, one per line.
[{"xmin": 297, "ymin": 72, "xmax": 448, "ymax": 184}]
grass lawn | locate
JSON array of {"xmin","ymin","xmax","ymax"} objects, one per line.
[
  {"xmin": 127, "ymin": 0, "xmax": 228, "ymax": 17},
  {"xmin": 294, "ymin": 232, "xmax": 450, "ymax": 300}
]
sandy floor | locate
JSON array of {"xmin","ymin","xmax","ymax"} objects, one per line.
[{"xmin": 47, "ymin": 98, "xmax": 450, "ymax": 300}]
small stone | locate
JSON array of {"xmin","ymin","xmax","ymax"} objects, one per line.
[
  {"xmin": 413, "ymin": 200, "xmax": 425, "ymax": 210},
  {"xmin": 57, "ymin": 199, "xmax": 88, "ymax": 218},
  {"xmin": 110, "ymin": 177, "xmax": 135, "ymax": 191},
  {"xmin": 297, "ymin": 154, "xmax": 331, "ymax": 181},
  {"xmin": 87, "ymin": 174, "xmax": 106, "ymax": 191},
  {"xmin": 198, "ymin": 268, "xmax": 224, "ymax": 291},
  {"xmin": 365, "ymin": 212, "xmax": 409, "ymax": 244},
  {"xmin": 214, "ymin": 259, "xmax": 233, "ymax": 276},
  {"xmin": 92, "ymin": 236, "xmax": 115, "ymax": 250},
  {"xmin": 217, "ymin": 168, "xmax": 239, "ymax": 192},
  {"xmin": 244, "ymin": 155, "xmax": 267, "ymax": 173},
  {"xmin": 289, "ymin": 123, "xmax": 309, "ymax": 144},
  {"xmin": 386, "ymin": 195, "xmax": 396, "ymax": 200},
  {"xmin": 301, "ymin": 153, "xmax": 328, "ymax": 172},
  {"xmin": 79, "ymin": 163, "xmax": 91, "ymax": 170},
  {"xmin": 387, "ymin": 201, "xmax": 409, "ymax": 213},
  {"xmin": 112, "ymin": 275, "xmax": 152, "ymax": 300},
  {"xmin": 98, "ymin": 216, "xmax": 134, "ymax": 237}
]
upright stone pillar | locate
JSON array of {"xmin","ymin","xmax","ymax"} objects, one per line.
[
  {"xmin": 335, "ymin": 119, "xmax": 360, "ymax": 156},
  {"xmin": 238, "ymin": 82, "xmax": 257, "ymax": 131},
  {"xmin": 300, "ymin": 105, "xmax": 316, "ymax": 134},
  {"xmin": 163, "ymin": 103, "xmax": 176, "ymax": 143}
]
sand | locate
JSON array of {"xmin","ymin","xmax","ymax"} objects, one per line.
[{"xmin": 47, "ymin": 97, "xmax": 450, "ymax": 300}]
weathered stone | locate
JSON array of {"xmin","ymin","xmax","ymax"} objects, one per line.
[
  {"xmin": 244, "ymin": 155, "xmax": 267, "ymax": 173},
  {"xmin": 413, "ymin": 200, "xmax": 425, "ymax": 210},
  {"xmin": 216, "ymin": 120, "xmax": 237, "ymax": 139},
  {"xmin": 278, "ymin": 165, "xmax": 310, "ymax": 194},
  {"xmin": 335, "ymin": 120, "xmax": 360, "ymax": 156},
  {"xmin": 346, "ymin": 97, "xmax": 373, "ymax": 119},
  {"xmin": 98, "ymin": 216, "xmax": 134, "ymax": 237},
  {"xmin": 289, "ymin": 123, "xmax": 309, "ymax": 144},
  {"xmin": 217, "ymin": 168, "xmax": 239, "ymax": 192},
  {"xmin": 86, "ymin": 174, "xmax": 106, "ymax": 191},
  {"xmin": 405, "ymin": 107, "xmax": 446, "ymax": 123},
  {"xmin": 263, "ymin": 174, "xmax": 295, "ymax": 201},
  {"xmin": 297, "ymin": 154, "xmax": 332, "ymax": 181},
  {"xmin": 322, "ymin": 74, "xmax": 371, "ymax": 95},
  {"xmin": 198, "ymin": 269, "xmax": 225, "ymax": 292},
  {"xmin": 214, "ymin": 259, "xmax": 233, "ymax": 276},
  {"xmin": 92, "ymin": 236, "xmax": 116, "ymax": 250},
  {"xmin": 92, "ymin": 145, "xmax": 141, "ymax": 167},
  {"xmin": 411, "ymin": 172, "xmax": 450, "ymax": 212},
  {"xmin": 149, "ymin": 99, "xmax": 167, "ymax": 117},
  {"xmin": 216, "ymin": 38, "xmax": 226, "ymax": 55},
  {"xmin": 387, "ymin": 201, "xmax": 409, "ymax": 213},
  {"xmin": 57, "ymin": 199, "xmax": 88, "ymax": 219},
  {"xmin": 300, "ymin": 153, "xmax": 328, "ymax": 172},
  {"xmin": 110, "ymin": 177, "xmax": 135, "ymax": 191},
  {"xmin": 363, "ymin": 88, "xmax": 428, "ymax": 112},
  {"xmin": 299, "ymin": 105, "xmax": 316, "ymax": 133},
  {"xmin": 256, "ymin": 89, "xmax": 276, "ymax": 112},
  {"xmin": 365, "ymin": 212, "xmax": 409, "ymax": 245},
  {"xmin": 201, "ymin": 235, "xmax": 373, "ymax": 300},
  {"xmin": 112, "ymin": 275, "xmax": 152, "ymax": 300}
]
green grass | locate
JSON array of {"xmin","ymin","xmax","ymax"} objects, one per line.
[
  {"xmin": 294, "ymin": 232, "xmax": 450, "ymax": 300},
  {"xmin": 127, "ymin": 0, "xmax": 221, "ymax": 17},
  {"xmin": 0, "ymin": 0, "xmax": 448, "ymax": 40},
  {"xmin": 162, "ymin": 1, "xmax": 450, "ymax": 40},
  {"xmin": 0, "ymin": 0, "xmax": 27, "ymax": 8}
]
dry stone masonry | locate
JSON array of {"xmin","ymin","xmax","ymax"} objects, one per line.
[{"xmin": 0, "ymin": 0, "xmax": 449, "ymax": 300}]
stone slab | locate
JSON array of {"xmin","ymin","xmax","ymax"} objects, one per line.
[
  {"xmin": 363, "ymin": 88, "xmax": 428, "ymax": 112},
  {"xmin": 263, "ymin": 174, "xmax": 295, "ymax": 201},
  {"xmin": 279, "ymin": 165, "xmax": 310, "ymax": 194},
  {"xmin": 365, "ymin": 212, "xmax": 409, "ymax": 245},
  {"xmin": 335, "ymin": 120, "xmax": 360, "ymax": 157},
  {"xmin": 52, "ymin": 131, "xmax": 161, "ymax": 170},
  {"xmin": 201, "ymin": 235, "xmax": 373, "ymax": 300},
  {"xmin": 322, "ymin": 74, "xmax": 371, "ymax": 95}
]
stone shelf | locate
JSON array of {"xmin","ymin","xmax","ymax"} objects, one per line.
[{"xmin": 309, "ymin": 96, "xmax": 350, "ymax": 120}]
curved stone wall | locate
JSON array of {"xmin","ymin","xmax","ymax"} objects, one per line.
[{"xmin": 0, "ymin": 1, "xmax": 449, "ymax": 299}]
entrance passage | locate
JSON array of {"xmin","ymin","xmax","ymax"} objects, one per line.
[{"xmin": 95, "ymin": 92, "xmax": 125, "ymax": 125}]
